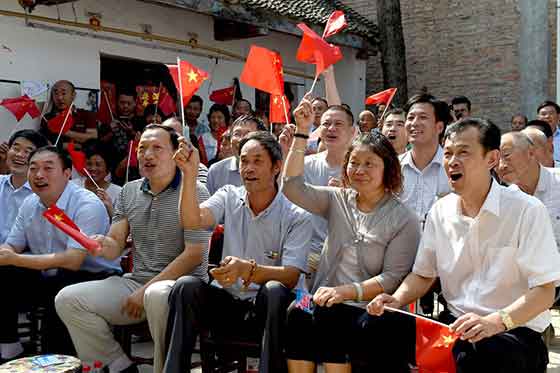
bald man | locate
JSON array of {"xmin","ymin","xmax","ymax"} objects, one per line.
[
  {"xmin": 523, "ymin": 127, "xmax": 557, "ymax": 168},
  {"xmin": 498, "ymin": 131, "xmax": 560, "ymax": 248},
  {"xmin": 358, "ymin": 110, "xmax": 377, "ymax": 133}
]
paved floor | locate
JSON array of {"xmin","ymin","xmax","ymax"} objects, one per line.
[{"xmin": 133, "ymin": 310, "xmax": 560, "ymax": 373}]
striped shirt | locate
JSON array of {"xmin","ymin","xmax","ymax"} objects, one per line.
[{"xmin": 113, "ymin": 171, "xmax": 212, "ymax": 283}]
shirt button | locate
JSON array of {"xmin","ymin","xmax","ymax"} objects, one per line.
[{"xmin": 153, "ymin": 197, "xmax": 158, "ymax": 201}]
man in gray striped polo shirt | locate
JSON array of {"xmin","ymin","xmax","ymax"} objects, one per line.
[
  {"xmin": 164, "ymin": 131, "xmax": 312, "ymax": 373},
  {"xmin": 56, "ymin": 125, "xmax": 212, "ymax": 373}
]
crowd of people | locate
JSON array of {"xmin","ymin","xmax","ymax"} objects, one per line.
[{"xmin": 1, "ymin": 68, "xmax": 560, "ymax": 373}]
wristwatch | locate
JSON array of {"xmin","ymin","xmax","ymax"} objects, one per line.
[{"xmin": 498, "ymin": 310, "xmax": 515, "ymax": 330}]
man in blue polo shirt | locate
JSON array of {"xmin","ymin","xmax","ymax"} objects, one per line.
[
  {"xmin": 164, "ymin": 131, "xmax": 312, "ymax": 373},
  {"xmin": 0, "ymin": 146, "xmax": 118, "ymax": 360},
  {"xmin": 0, "ymin": 130, "xmax": 48, "ymax": 244}
]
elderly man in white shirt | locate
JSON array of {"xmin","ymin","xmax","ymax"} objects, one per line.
[
  {"xmin": 497, "ymin": 131, "xmax": 560, "ymax": 247},
  {"xmin": 399, "ymin": 94, "xmax": 452, "ymax": 224},
  {"xmin": 369, "ymin": 118, "xmax": 560, "ymax": 373}
]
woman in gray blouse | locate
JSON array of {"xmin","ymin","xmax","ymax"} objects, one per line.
[{"xmin": 282, "ymin": 98, "xmax": 421, "ymax": 373}]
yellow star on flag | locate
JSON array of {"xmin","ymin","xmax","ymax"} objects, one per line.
[
  {"xmin": 152, "ymin": 92, "xmax": 160, "ymax": 102},
  {"xmin": 54, "ymin": 213, "xmax": 64, "ymax": 222},
  {"xmin": 187, "ymin": 70, "xmax": 199, "ymax": 83},
  {"xmin": 273, "ymin": 96, "xmax": 279, "ymax": 105}
]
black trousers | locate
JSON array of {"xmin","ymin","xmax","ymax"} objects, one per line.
[
  {"xmin": 286, "ymin": 303, "xmax": 415, "ymax": 372},
  {"xmin": 163, "ymin": 276, "xmax": 293, "ymax": 373},
  {"xmin": 356, "ymin": 309, "xmax": 549, "ymax": 373},
  {"xmin": 438, "ymin": 310, "xmax": 549, "ymax": 373},
  {"xmin": 0, "ymin": 266, "xmax": 115, "ymax": 354}
]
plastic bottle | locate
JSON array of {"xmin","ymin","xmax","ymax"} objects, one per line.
[
  {"xmin": 93, "ymin": 360, "xmax": 103, "ymax": 373},
  {"xmin": 82, "ymin": 364, "xmax": 91, "ymax": 373}
]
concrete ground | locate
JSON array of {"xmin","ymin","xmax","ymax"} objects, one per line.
[{"xmin": 134, "ymin": 310, "xmax": 560, "ymax": 372}]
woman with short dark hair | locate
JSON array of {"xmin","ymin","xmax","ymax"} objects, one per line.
[{"xmin": 282, "ymin": 97, "xmax": 421, "ymax": 373}]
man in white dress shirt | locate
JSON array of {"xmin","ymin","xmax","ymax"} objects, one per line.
[
  {"xmin": 369, "ymin": 118, "xmax": 560, "ymax": 373},
  {"xmin": 497, "ymin": 131, "xmax": 560, "ymax": 247},
  {"xmin": 399, "ymin": 94, "xmax": 452, "ymax": 224}
]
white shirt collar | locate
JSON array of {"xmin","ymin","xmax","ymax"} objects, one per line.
[{"xmin": 400, "ymin": 146, "xmax": 444, "ymax": 169}]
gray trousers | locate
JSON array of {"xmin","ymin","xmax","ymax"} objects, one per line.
[
  {"xmin": 163, "ymin": 277, "xmax": 293, "ymax": 373},
  {"xmin": 55, "ymin": 276, "xmax": 174, "ymax": 373}
]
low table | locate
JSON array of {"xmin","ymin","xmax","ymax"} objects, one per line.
[{"xmin": 0, "ymin": 354, "xmax": 81, "ymax": 372}]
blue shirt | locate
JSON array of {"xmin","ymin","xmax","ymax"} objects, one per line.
[
  {"xmin": 0, "ymin": 175, "xmax": 33, "ymax": 244},
  {"xmin": 6, "ymin": 181, "xmax": 119, "ymax": 273},
  {"xmin": 207, "ymin": 156, "xmax": 242, "ymax": 195},
  {"xmin": 554, "ymin": 129, "xmax": 560, "ymax": 162},
  {"xmin": 203, "ymin": 185, "xmax": 312, "ymax": 298}
]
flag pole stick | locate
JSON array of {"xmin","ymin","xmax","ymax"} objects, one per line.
[
  {"xmin": 54, "ymin": 102, "xmax": 74, "ymax": 147},
  {"xmin": 177, "ymin": 57, "xmax": 189, "ymax": 141},
  {"xmin": 125, "ymin": 141, "xmax": 133, "ymax": 184},
  {"xmin": 385, "ymin": 306, "xmax": 451, "ymax": 329},
  {"xmin": 307, "ymin": 74, "xmax": 319, "ymax": 96},
  {"xmin": 102, "ymin": 90, "xmax": 115, "ymax": 122},
  {"xmin": 83, "ymin": 168, "xmax": 101, "ymax": 190},
  {"xmin": 281, "ymin": 95, "xmax": 290, "ymax": 125}
]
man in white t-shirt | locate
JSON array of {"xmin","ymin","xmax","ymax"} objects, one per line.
[
  {"xmin": 369, "ymin": 118, "xmax": 560, "ymax": 373},
  {"xmin": 279, "ymin": 105, "xmax": 354, "ymax": 270}
]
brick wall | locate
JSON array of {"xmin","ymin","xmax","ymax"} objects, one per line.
[{"xmin": 343, "ymin": 0, "xmax": 558, "ymax": 130}]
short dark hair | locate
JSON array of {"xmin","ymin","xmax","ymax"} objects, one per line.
[
  {"xmin": 143, "ymin": 123, "xmax": 180, "ymax": 150},
  {"xmin": 143, "ymin": 104, "xmax": 166, "ymax": 121},
  {"xmin": 444, "ymin": 117, "xmax": 501, "ymax": 153},
  {"xmin": 382, "ymin": 107, "xmax": 406, "ymax": 123},
  {"xmin": 451, "ymin": 96, "xmax": 471, "ymax": 111},
  {"xmin": 312, "ymin": 97, "xmax": 328, "ymax": 107},
  {"xmin": 537, "ymin": 100, "xmax": 560, "ymax": 114},
  {"xmin": 188, "ymin": 95, "xmax": 203, "ymax": 107},
  {"xmin": 325, "ymin": 104, "xmax": 354, "ymax": 126},
  {"xmin": 342, "ymin": 131, "xmax": 403, "ymax": 195},
  {"xmin": 82, "ymin": 140, "xmax": 111, "ymax": 166},
  {"xmin": 238, "ymin": 131, "xmax": 283, "ymax": 180},
  {"xmin": 526, "ymin": 119, "xmax": 553, "ymax": 138},
  {"xmin": 8, "ymin": 129, "xmax": 48, "ymax": 149},
  {"xmin": 29, "ymin": 145, "xmax": 73, "ymax": 170},
  {"xmin": 231, "ymin": 114, "xmax": 267, "ymax": 132},
  {"xmin": 233, "ymin": 99, "xmax": 253, "ymax": 112},
  {"xmin": 117, "ymin": 87, "xmax": 137, "ymax": 99},
  {"xmin": 207, "ymin": 104, "xmax": 231, "ymax": 125},
  {"xmin": 405, "ymin": 93, "xmax": 452, "ymax": 126}
]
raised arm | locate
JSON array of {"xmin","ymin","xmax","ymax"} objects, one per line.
[
  {"xmin": 282, "ymin": 96, "xmax": 331, "ymax": 217},
  {"xmin": 174, "ymin": 138, "xmax": 215, "ymax": 230},
  {"xmin": 323, "ymin": 66, "xmax": 341, "ymax": 106}
]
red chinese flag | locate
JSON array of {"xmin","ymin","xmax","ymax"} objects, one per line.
[
  {"xmin": 158, "ymin": 92, "xmax": 176, "ymax": 116},
  {"xmin": 415, "ymin": 317, "xmax": 458, "ymax": 373},
  {"xmin": 0, "ymin": 95, "xmax": 41, "ymax": 121},
  {"xmin": 42, "ymin": 205, "xmax": 100, "ymax": 254},
  {"xmin": 270, "ymin": 94, "xmax": 290, "ymax": 123},
  {"xmin": 97, "ymin": 89, "xmax": 114, "ymax": 125},
  {"xmin": 210, "ymin": 86, "xmax": 235, "ymax": 105},
  {"xmin": 296, "ymin": 23, "xmax": 343, "ymax": 76},
  {"xmin": 67, "ymin": 143, "xmax": 86, "ymax": 175},
  {"xmin": 47, "ymin": 108, "xmax": 74, "ymax": 135},
  {"xmin": 128, "ymin": 139, "xmax": 139, "ymax": 168},
  {"xmin": 167, "ymin": 60, "xmax": 209, "ymax": 106},
  {"xmin": 323, "ymin": 10, "xmax": 348, "ymax": 38},
  {"xmin": 240, "ymin": 45, "xmax": 285, "ymax": 96},
  {"xmin": 365, "ymin": 88, "xmax": 397, "ymax": 106}
]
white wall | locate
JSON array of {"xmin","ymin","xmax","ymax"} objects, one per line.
[{"xmin": 0, "ymin": 0, "xmax": 366, "ymax": 140}]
